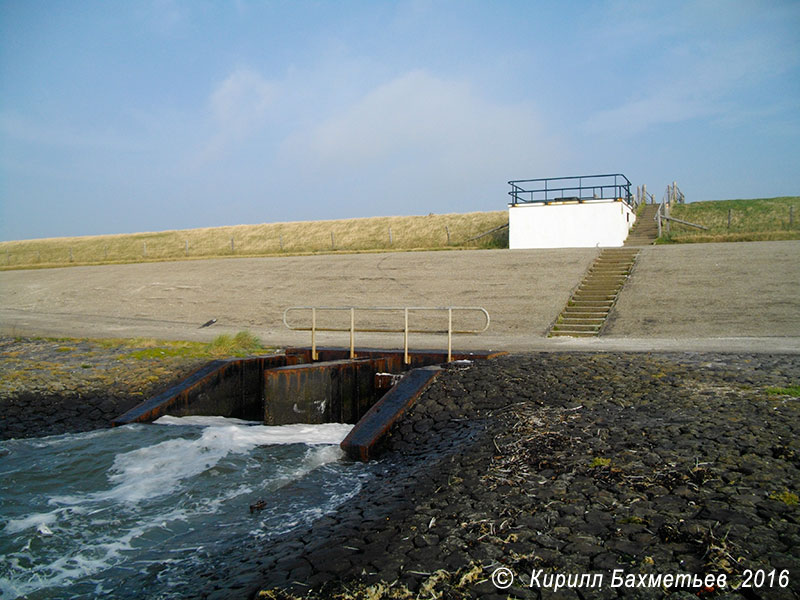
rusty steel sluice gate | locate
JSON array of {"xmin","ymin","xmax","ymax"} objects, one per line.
[{"xmin": 113, "ymin": 307, "xmax": 501, "ymax": 460}]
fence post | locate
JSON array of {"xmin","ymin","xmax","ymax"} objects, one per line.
[
  {"xmin": 388, "ymin": 226, "xmax": 393, "ymax": 246},
  {"xmin": 330, "ymin": 231, "xmax": 335, "ymax": 250},
  {"xmin": 185, "ymin": 240, "xmax": 189, "ymax": 256},
  {"xmin": 403, "ymin": 308, "xmax": 409, "ymax": 365},
  {"xmin": 311, "ymin": 308, "xmax": 317, "ymax": 361},
  {"xmin": 230, "ymin": 236, "xmax": 235, "ymax": 253},
  {"xmin": 445, "ymin": 226, "xmax": 451, "ymax": 245},
  {"xmin": 104, "ymin": 246, "xmax": 108, "ymax": 260},
  {"xmin": 727, "ymin": 209, "xmax": 732, "ymax": 230},
  {"xmin": 657, "ymin": 207, "xmax": 662, "ymax": 237},
  {"xmin": 790, "ymin": 206, "xmax": 794, "ymax": 228},
  {"xmin": 349, "ymin": 307, "xmax": 355, "ymax": 359},
  {"xmin": 143, "ymin": 242, "xmax": 147, "ymax": 257},
  {"xmin": 279, "ymin": 235, "xmax": 284, "ymax": 251},
  {"xmin": 447, "ymin": 308, "xmax": 453, "ymax": 362},
  {"xmin": 69, "ymin": 248, "xmax": 74, "ymax": 263}
]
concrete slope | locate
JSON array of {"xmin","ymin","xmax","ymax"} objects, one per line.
[
  {"xmin": 606, "ymin": 240, "xmax": 800, "ymax": 338},
  {"xmin": 1, "ymin": 242, "xmax": 798, "ymax": 351},
  {"xmin": 0, "ymin": 248, "xmax": 596, "ymax": 346}
]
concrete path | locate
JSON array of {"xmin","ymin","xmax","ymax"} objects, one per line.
[{"xmin": 1, "ymin": 241, "xmax": 798, "ymax": 353}]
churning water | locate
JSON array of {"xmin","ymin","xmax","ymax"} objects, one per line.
[{"xmin": 0, "ymin": 417, "xmax": 369, "ymax": 599}]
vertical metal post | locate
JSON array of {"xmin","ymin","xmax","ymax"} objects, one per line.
[
  {"xmin": 403, "ymin": 308, "xmax": 409, "ymax": 365},
  {"xmin": 311, "ymin": 308, "xmax": 317, "ymax": 361},
  {"xmin": 447, "ymin": 308, "xmax": 452, "ymax": 362},
  {"xmin": 349, "ymin": 307, "xmax": 355, "ymax": 359}
]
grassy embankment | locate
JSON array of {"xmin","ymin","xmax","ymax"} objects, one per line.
[
  {"xmin": 0, "ymin": 211, "xmax": 508, "ymax": 270},
  {"xmin": 657, "ymin": 196, "xmax": 800, "ymax": 243}
]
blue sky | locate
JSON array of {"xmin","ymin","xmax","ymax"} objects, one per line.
[{"xmin": 1, "ymin": 0, "xmax": 799, "ymax": 240}]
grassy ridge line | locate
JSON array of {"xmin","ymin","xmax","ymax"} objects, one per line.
[
  {"xmin": 660, "ymin": 196, "xmax": 800, "ymax": 243},
  {"xmin": 0, "ymin": 211, "xmax": 508, "ymax": 270}
]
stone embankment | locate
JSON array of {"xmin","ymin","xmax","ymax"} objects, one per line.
[
  {"xmin": 2, "ymin": 338, "xmax": 798, "ymax": 599},
  {"xmin": 0, "ymin": 337, "xmax": 206, "ymax": 439},
  {"xmin": 210, "ymin": 352, "xmax": 799, "ymax": 599}
]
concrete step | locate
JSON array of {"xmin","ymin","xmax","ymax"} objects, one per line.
[
  {"xmin": 549, "ymin": 329, "xmax": 599, "ymax": 337},
  {"xmin": 573, "ymin": 290, "xmax": 617, "ymax": 299},
  {"xmin": 562, "ymin": 308, "xmax": 609, "ymax": 317},
  {"xmin": 552, "ymin": 323, "xmax": 601, "ymax": 333},
  {"xmin": 568, "ymin": 303, "xmax": 614, "ymax": 311},
  {"xmin": 559, "ymin": 318, "xmax": 605, "ymax": 326}
]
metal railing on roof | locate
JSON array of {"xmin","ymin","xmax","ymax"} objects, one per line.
[
  {"xmin": 508, "ymin": 173, "xmax": 633, "ymax": 207},
  {"xmin": 283, "ymin": 306, "xmax": 490, "ymax": 364}
]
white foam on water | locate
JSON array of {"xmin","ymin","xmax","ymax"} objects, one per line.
[
  {"xmin": 155, "ymin": 415, "xmax": 260, "ymax": 427},
  {"xmin": 1, "ymin": 418, "xmax": 357, "ymax": 598}
]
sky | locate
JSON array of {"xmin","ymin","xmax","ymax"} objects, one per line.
[{"xmin": 1, "ymin": 0, "xmax": 799, "ymax": 241}]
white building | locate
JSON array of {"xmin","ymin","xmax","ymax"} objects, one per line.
[{"xmin": 507, "ymin": 174, "xmax": 636, "ymax": 249}]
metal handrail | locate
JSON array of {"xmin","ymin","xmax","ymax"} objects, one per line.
[
  {"xmin": 283, "ymin": 306, "xmax": 490, "ymax": 364},
  {"xmin": 508, "ymin": 173, "xmax": 633, "ymax": 207}
]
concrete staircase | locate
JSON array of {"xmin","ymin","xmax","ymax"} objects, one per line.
[
  {"xmin": 624, "ymin": 204, "xmax": 660, "ymax": 246},
  {"xmin": 548, "ymin": 205, "xmax": 660, "ymax": 337},
  {"xmin": 549, "ymin": 248, "xmax": 641, "ymax": 337}
]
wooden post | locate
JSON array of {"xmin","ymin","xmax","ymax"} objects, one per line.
[
  {"xmin": 279, "ymin": 234, "xmax": 284, "ymax": 251},
  {"xmin": 104, "ymin": 245, "xmax": 108, "ymax": 260},
  {"xmin": 230, "ymin": 236, "xmax": 235, "ymax": 253},
  {"xmin": 727, "ymin": 208, "xmax": 732, "ymax": 230},
  {"xmin": 388, "ymin": 226, "xmax": 393, "ymax": 246},
  {"xmin": 185, "ymin": 240, "xmax": 189, "ymax": 256},
  {"xmin": 330, "ymin": 231, "xmax": 335, "ymax": 250},
  {"xmin": 657, "ymin": 208, "xmax": 662, "ymax": 237},
  {"xmin": 445, "ymin": 226, "xmax": 451, "ymax": 245},
  {"xmin": 143, "ymin": 242, "xmax": 147, "ymax": 257},
  {"xmin": 69, "ymin": 248, "xmax": 74, "ymax": 263},
  {"xmin": 790, "ymin": 206, "xmax": 794, "ymax": 228}
]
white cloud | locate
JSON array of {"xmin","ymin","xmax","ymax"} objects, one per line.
[
  {"xmin": 195, "ymin": 67, "xmax": 277, "ymax": 162},
  {"xmin": 283, "ymin": 70, "xmax": 559, "ymax": 198}
]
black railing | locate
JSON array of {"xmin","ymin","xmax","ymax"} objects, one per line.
[{"xmin": 508, "ymin": 173, "xmax": 633, "ymax": 206}]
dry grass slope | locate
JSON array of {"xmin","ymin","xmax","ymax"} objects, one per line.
[{"xmin": 0, "ymin": 211, "xmax": 508, "ymax": 270}]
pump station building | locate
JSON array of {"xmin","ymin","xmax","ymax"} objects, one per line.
[{"xmin": 508, "ymin": 174, "xmax": 636, "ymax": 249}]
